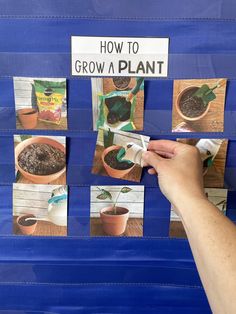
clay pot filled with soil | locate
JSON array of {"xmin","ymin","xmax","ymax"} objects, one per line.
[
  {"xmin": 102, "ymin": 145, "xmax": 135, "ymax": 178},
  {"xmin": 100, "ymin": 206, "xmax": 129, "ymax": 236},
  {"xmin": 15, "ymin": 137, "xmax": 66, "ymax": 184},
  {"xmin": 112, "ymin": 77, "xmax": 132, "ymax": 90},
  {"xmin": 17, "ymin": 214, "xmax": 37, "ymax": 235},
  {"xmin": 176, "ymin": 86, "xmax": 210, "ymax": 121},
  {"xmin": 17, "ymin": 108, "xmax": 38, "ymax": 129}
]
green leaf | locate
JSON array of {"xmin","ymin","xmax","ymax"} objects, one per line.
[
  {"xmin": 121, "ymin": 187, "xmax": 132, "ymax": 193},
  {"xmin": 96, "ymin": 189, "xmax": 112, "ymax": 200},
  {"xmin": 20, "ymin": 135, "xmax": 32, "ymax": 142}
]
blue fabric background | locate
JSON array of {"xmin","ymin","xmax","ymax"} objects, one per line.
[{"xmin": 0, "ymin": 0, "xmax": 236, "ymax": 312}]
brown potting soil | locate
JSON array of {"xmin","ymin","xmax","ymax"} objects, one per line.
[
  {"xmin": 105, "ymin": 96, "xmax": 131, "ymax": 124},
  {"xmin": 18, "ymin": 143, "xmax": 65, "ymax": 175},
  {"xmin": 21, "ymin": 110, "xmax": 37, "ymax": 115},
  {"xmin": 113, "ymin": 77, "xmax": 131, "ymax": 89},
  {"xmin": 179, "ymin": 87, "xmax": 207, "ymax": 118},
  {"xmin": 104, "ymin": 149, "xmax": 134, "ymax": 170},
  {"xmin": 18, "ymin": 215, "xmax": 36, "ymax": 226},
  {"xmin": 104, "ymin": 207, "xmax": 129, "ymax": 216}
]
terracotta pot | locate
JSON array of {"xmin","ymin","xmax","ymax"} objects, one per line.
[
  {"xmin": 17, "ymin": 214, "xmax": 37, "ymax": 235},
  {"xmin": 112, "ymin": 77, "xmax": 133, "ymax": 90},
  {"xmin": 175, "ymin": 86, "xmax": 210, "ymax": 121},
  {"xmin": 15, "ymin": 137, "xmax": 66, "ymax": 184},
  {"xmin": 100, "ymin": 206, "xmax": 129, "ymax": 236},
  {"xmin": 17, "ymin": 108, "xmax": 38, "ymax": 129},
  {"xmin": 102, "ymin": 145, "xmax": 135, "ymax": 179}
]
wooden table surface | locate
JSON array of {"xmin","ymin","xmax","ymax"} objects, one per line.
[
  {"xmin": 169, "ymin": 221, "xmax": 187, "ymax": 238},
  {"xmin": 178, "ymin": 139, "xmax": 228, "ymax": 188},
  {"xmin": 92, "ymin": 144, "xmax": 142, "ymax": 182},
  {"xmin": 172, "ymin": 79, "xmax": 226, "ymax": 132},
  {"xmin": 103, "ymin": 78, "xmax": 144, "ymax": 130},
  {"xmin": 90, "ymin": 218, "xmax": 143, "ymax": 237},
  {"xmin": 13, "ymin": 216, "xmax": 67, "ymax": 236},
  {"xmin": 16, "ymin": 117, "xmax": 67, "ymax": 130}
]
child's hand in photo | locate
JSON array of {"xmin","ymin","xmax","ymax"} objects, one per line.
[{"xmin": 142, "ymin": 140, "xmax": 206, "ymax": 213}]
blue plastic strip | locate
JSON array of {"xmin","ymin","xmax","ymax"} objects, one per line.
[{"xmin": 0, "ymin": 0, "xmax": 235, "ymax": 20}]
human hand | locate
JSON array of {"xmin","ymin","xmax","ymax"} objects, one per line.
[{"xmin": 142, "ymin": 140, "xmax": 206, "ymax": 214}]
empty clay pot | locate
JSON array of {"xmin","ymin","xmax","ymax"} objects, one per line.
[
  {"xmin": 100, "ymin": 206, "xmax": 129, "ymax": 236},
  {"xmin": 17, "ymin": 214, "xmax": 37, "ymax": 235},
  {"xmin": 15, "ymin": 137, "xmax": 66, "ymax": 184},
  {"xmin": 102, "ymin": 145, "xmax": 135, "ymax": 179},
  {"xmin": 17, "ymin": 108, "xmax": 38, "ymax": 129},
  {"xmin": 175, "ymin": 86, "xmax": 210, "ymax": 121}
]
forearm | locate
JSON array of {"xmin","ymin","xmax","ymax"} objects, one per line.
[{"xmin": 176, "ymin": 197, "xmax": 236, "ymax": 314}]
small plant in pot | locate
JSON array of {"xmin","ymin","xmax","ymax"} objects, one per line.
[{"xmin": 97, "ymin": 186, "xmax": 132, "ymax": 236}]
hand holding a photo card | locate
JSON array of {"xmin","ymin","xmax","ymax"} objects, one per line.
[
  {"xmin": 143, "ymin": 140, "xmax": 236, "ymax": 314},
  {"xmin": 142, "ymin": 140, "xmax": 206, "ymax": 212}
]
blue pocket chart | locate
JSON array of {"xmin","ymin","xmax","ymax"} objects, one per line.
[{"xmin": 0, "ymin": 0, "xmax": 236, "ymax": 312}]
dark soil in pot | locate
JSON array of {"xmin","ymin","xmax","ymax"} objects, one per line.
[
  {"xmin": 18, "ymin": 215, "xmax": 36, "ymax": 226},
  {"xmin": 18, "ymin": 143, "xmax": 65, "ymax": 175},
  {"xmin": 113, "ymin": 77, "xmax": 131, "ymax": 90},
  {"xmin": 179, "ymin": 87, "xmax": 207, "ymax": 118},
  {"xmin": 104, "ymin": 149, "xmax": 134, "ymax": 170}
]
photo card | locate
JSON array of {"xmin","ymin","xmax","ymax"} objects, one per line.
[
  {"xmin": 13, "ymin": 183, "xmax": 68, "ymax": 236},
  {"xmin": 172, "ymin": 78, "xmax": 227, "ymax": 133},
  {"xmin": 14, "ymin": 135, "xmax": 66, "ymax": 185},
  {"xmin": 14, "ymin": 77, "xmax": 67, "ymax": 130},
  {"xmin": 92, "ymin": 77, "xmax": 144, "ymax": 131},
  {"xmin": 90, "ymin": 185, "xmax": 144, "ymax": 237},
  {"xmin": 92, "ymin": 128, "xmax": 150, "ymax": 182}
]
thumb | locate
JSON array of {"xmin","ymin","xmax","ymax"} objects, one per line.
[{"xmin": 142, "ymin": 151, "xmax": 164, "ymax": 171}]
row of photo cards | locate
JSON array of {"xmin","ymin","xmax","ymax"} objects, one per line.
[
  {"xmin": 13, "ymin": 77, "xmax": 227, "ymax": 132},
  {"xmin": 14, "ymin": 133, "xmax": 228, "ymax": 185},
  {"xmin": 12, "ymin": 183, "xmax": 228, "ymax": 238},
  {"xmin": 13, "ymin": 184, "xmax": 144, "ymax": 237}
]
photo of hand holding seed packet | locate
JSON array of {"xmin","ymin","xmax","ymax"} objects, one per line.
[
  {"xmin": 92, "ymin": 128, "xmax": 150, "ymax": 182},
  {"xmin": 172, "ymin": 78, "xmax": 227, "ymax": 132},
  {"xmin": 92, "ymin": 77, "xmax": 144, "ymax": 131},
  {"xmin": 14, "ymin": 77, "xmax": 67, "ymax": 130}
]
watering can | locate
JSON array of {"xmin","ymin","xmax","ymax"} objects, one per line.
[{"xmin": 26, "ymin": 186, "xmax": 67, "ymax": 226}]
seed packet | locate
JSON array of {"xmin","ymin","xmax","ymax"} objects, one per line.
[{"xmin": 34, "ymin": 79, "xmax": 66, "ymax": 125}]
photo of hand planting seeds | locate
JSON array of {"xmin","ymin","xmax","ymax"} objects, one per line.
[
  {"xmin": 13, "ymin": 184, "xmax": 67, "ymax": 236},
  {"xmin": 14, "ymin": 135, "xmax": 66, "ymax": 184},
  {"xmin": 14, "ymin": 77, "xmax": 67, "ymax": 130},
  {"xmin": 178, "ymin": 138, "xmax": 228, "ymax": 188},
  {"xmin": 169, "ymin": 188, "xmax": 228, "ymax": 238},
  {"xmin": 92, "ymin": 77, "xmax": 144, "ymax": 131},
  {"xmin": 92, "ymin": 128, "xmax": 150, "ymax": 182},
  {"xmin": 172, "ymin": 79, "xmax": 227, "ymax": 132},
  {"xmin": 90, "ymin": 185, "xmax": 144, "ymax": 237}
]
